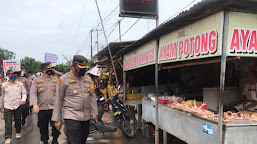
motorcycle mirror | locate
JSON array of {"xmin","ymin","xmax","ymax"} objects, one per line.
[{"xmin": 100, "ymin": 97, "xmax": 105, "ymax": 101}]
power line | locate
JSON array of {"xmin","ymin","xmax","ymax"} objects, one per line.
[
  {"xmin": 77, "ymin": 31, "xmax": 91, "ymax": 55},
  {"xmin": 165, "ymin": 0, "xmax": 197, "ymax": 23},
  {"xmin": 92, "ymin": 5, "xmax": 119, "ymax": 29},
  {"xmin": 107, "ymin": 23, "xmax": 119, "ymax": 38},
  {"xmin": 96, "ymin": 17, "xmax": 125, "ymax": 38},
  {"xmin": 74, "ymin": 0, "xmax": 87, "ymax": 45},
  {"xmin": 102, "ymin": 0, "xmax": 114, "ymax": 18},
  {"xmin": 115, "ymin": 18, "xmax": 140, "ymax": 42},
  {"xmin": 78, "ymin": 4, "xmax": 119, "ymax": 52},
  {"xmin": 72, "ymin": 0, "xmax": 87, "ymax": 55}
]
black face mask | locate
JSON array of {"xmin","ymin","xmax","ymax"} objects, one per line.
[
  {"xmin": 46, "ymin": 69, "xmax": 54, "ymax": 75},
  {"xmin": 76, "ymin": 68, "xmax": 87, "ymax": 76}
]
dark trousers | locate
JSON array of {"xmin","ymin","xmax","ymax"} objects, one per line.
[
  {"xmin": 21, "ymin": 104, "xmax": 29, "ymax": 125},
  {"xmin": 4, "ymin": 106, "xmax": 22, "ymax": 139},
  {"xmin": 65, "ymin": 119, "xmax": 90, "ymax": 144},
  {"xmin": 38, "ymin": 110, "xmax": 60, "ymax": 142}
]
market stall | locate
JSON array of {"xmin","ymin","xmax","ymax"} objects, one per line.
[{"xmin": 118, "ymin": 0, "xmax": 257, "ymax": 144}]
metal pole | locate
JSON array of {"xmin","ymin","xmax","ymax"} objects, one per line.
[
  {"xmin": 90, "ymin": 29, "xmax": 93, "ymax": 58},
  {"xmin": 94, "ymin": 0, "xmax": 119, "ymax": 85},
  {"xmin": 155, "ymin": 0, "xmax": 159, "ymax": 143},
  {"xmin": 118, "ymin": 20, "xmax": 121, "ymax": 41},
  {"xmin": 218, "ymin": 54, "xmax": 226, "ymax": 144},
  {"xmin": 218, "ymin": 11, "xmax": 229, "ymax": 144},
  {"xmin": 96, "ymin": 30, "xmax": 99, "ymax": 53},
  {"xmin": 123, "ymin": 71, "xmax": 126, "ymax": 102},
  {"xmin": 163, "ymin": 130, "xmax": 167, "ymax": 144}
]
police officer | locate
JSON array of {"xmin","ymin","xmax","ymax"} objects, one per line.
[
  {"xmin": 30, "ymin": 63, "xmax": 60, "ymax": 144},
  {"xmin": 52, "ymin": 55, "xmax": 98, "ymax": 144},
  {"xmin": 0, "ymin": 70, "xmax": 27, "ymax": 144}
]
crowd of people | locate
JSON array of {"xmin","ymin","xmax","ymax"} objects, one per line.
[{"xmin": 0, "ymin": 55, "xmax": 98, "ymax": 144}]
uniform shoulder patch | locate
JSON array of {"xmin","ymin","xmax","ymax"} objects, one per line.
[
  {"xmin": 17, "ymin": 82, "xmax": 21, "ymax": 86},
  {"xmin": 3, "ymin": 82, "xmax": 8, "ymax": 87},
  {"xmin": 59, "ymin": 78, "xmax": 62, "ymax": 85}
]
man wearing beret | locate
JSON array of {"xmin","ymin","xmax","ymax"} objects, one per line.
[
  {"xmin": 30, "ymin": 63, "xmax": 60, "ymax": 144},
  {"xmin": 0, "ymin": 70, "xmax": 27, "ymax": 144},
  {"xmin": 52, "ymin": 55, "xmax": 98, "ymax": 144}
]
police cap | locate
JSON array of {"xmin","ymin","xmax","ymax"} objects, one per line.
[
  {"xmin": 41, "ymin": 62, "xmax": 53, "ymax": 70},
  {"xmin": 73, "ymin": 55, "xmax": 89, "ymax": 69},
  {"xmin": 6, "ymin": 69, "xmax": 15, "ymax": 74}
]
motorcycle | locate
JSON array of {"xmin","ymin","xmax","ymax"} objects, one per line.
[
  {"xmin": 95, "ymin": 88, "xmax": 109, "ymax": 111},
  {"xmin": 90, "ymin": 86, "xmax": 135, "ymax": 138}
]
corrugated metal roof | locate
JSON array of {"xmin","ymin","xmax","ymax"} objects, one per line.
[
  {"xmin": 92, "ymin": 40, "xmax": 135, "ymax": 61},
  {"xmin": 117, "ymin": 0, "xmax": 257, "ymax": 56}
]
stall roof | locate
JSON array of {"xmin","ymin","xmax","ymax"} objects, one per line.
[
  {"xmin": 92, "ymin": 41, "xmax": 135, "ymax": 62},
  {"xmin": 116, "ymin": 0, "xmax": 257, "ymax": 56}
]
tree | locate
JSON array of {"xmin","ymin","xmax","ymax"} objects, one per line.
[
  {"xmin": 55, "ymin": 63, "xmax": 71, "ymax": 74},
  {"xmin": 21, "ymin": 57, "xmax": 42, "ymax": 74},
  {"xmin": 0, "ymin": 47, "xmax": 16, "ymax": 72}
]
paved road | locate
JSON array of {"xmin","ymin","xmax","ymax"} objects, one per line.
[
  {"xmin": 0, "ymin": 112, "xmax": 153, "ymax": 144},
  {"xmin": 0, "ymin": 113, "xmax": 67, "ymax": 144}
]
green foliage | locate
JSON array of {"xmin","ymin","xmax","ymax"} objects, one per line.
[
  {"xmin": 21, "ymin": 57, "xmax": 42, "ymax": 74},
  {"xmin": 0, "ymin": 48, "xmax": 16, "ymax": 72},
  {"xmin": 55, "ymin": 63, "xmax": 71, "ymax": 74},
  {"xmin": 87, "ymin": 60, "xmax": 94, "ymax": 68}
]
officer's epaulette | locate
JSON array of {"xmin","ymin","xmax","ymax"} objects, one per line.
[
  {"xmin": 37, "ymin": 79, "xmax": 44, "ymax": 84},
  {"xmin": 84, "ymin": 75, "xmax": 89, "ymax": 81},
  {"xmin": 16, "ymin": 81, "xmax": 21, "ymax": 86},
  {"xmin": 3, "ymin": 82, "xmax": 8, "ymax": 87},
  {"xmin": 69, "ymin": 79, "xmax": 77, "ymax": 84}
]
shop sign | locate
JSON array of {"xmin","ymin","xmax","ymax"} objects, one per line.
[
  {"xmin": 45, "ymin": 53, "xmax": 58, "ymax": 63},
  {"xmin": 123, "ymin": 40, "xmax": 156, "ymax": 71},
  {"xmin": 227, "ymin": 12, "xmax": 257, "ymax": 57},
  {"xmin": 203, "ymin": 123, "xmax": 213, "ymax": 137},
  {"xmin": 158, "ymin": 11, "xmax": 224, "ymax": 64},
  {"xmin": 120, "ymin": 0, "xmax": 158, "ymax": 18},
  {"xmin": 3, "ymin": 60, "xmax": 21, "ymax": 74}
]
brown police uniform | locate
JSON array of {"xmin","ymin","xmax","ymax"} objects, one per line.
[
  {"xmin": 52, "ymin": 72, "xmax": 98, "ymax": 121},
  {"xmin": 30, "ymin": 63, "xmax": 60, "ymax": 144},
  {"xmin": 52, "ymin": 55, "xmax": 98, "ymax": 144}
]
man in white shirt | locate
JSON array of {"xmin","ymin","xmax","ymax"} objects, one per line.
[{"xmin": 0, "ymin": 69, "xmax": 27, "ymax": 144}]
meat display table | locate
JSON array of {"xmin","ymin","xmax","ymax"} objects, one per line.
[{"xmin": 142, "ymin": 99, "xmax": 257, "ymax": 144}]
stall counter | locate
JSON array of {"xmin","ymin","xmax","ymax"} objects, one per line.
[{"xmin": 142, "ymin": 99, "xmax": 257, "ymax": 144}]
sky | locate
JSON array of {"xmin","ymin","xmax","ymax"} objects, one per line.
[{"xmin": 0, "ymin": 0, "xmax": 202, "ymax": 64}]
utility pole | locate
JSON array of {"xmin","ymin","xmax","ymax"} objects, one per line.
[
  {"xmin": 94, "ymin": 0, "xmax": 119, "ymax": 86},
  {"xmin": 91, "ymin": 29, "xmax": 102, "ymax": 58},
  {"xmin": 90, "ymin": 29, "xmax": 93, "ymax": 58},
  {"xmin": 94, "ymin": 29, "xmax": 102, "ymax": 53},
  {"xmin": 118, "ymin": 20, "xmax": 121, "ymax": 41}
]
